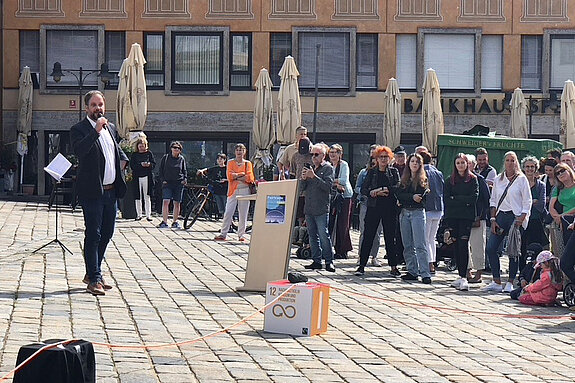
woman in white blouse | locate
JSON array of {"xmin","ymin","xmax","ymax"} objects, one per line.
[{"xmin": 483, "ymin": 151, "xmax": 532, "ymax": 293}]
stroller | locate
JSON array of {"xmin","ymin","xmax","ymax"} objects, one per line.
[
  {"xmin": 435, "ymin": 219, "xmax": 457, "ymax": 271},
  {"xmin": 293, "ymin": 224, "xmax": 311, "ymax": 259},
  {"xmin": 563, "ymin": 279, "xmax": 575, "ymax": 309}
]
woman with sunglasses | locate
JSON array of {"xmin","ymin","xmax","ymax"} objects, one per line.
[
  {"xmin": 483, "ymin": 151, "xmax": 532, "ymax": 293},
  {"xmin": 327, "ymin": 144, "xmax": 353, "ymax": 260},
  {"xmin": 158, "ymin": 141, "xmax": 187, "ymax": 229},
  {"xmin": 355, "ymin": 145, "xmax": 401, "ymax": 276},
  {"xmin": 214, "ymin": 143, "xmax": 254, "ymax": 242},
  {"xmin": 549, "ymin": 163, "xmax": 575, "ymax": 247}
]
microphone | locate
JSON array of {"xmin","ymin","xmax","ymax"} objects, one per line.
[{"xmin": 96, "ymin": 112, "xmax": 108, "ymax": 130}]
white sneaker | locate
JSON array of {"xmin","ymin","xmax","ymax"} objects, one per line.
[
  {"xmin": 371, "ymin": 258, "xmax": 382, "ymax": 267},
  {"xmin": 503, "ymin": 282, "xmax": 514, "ymax": 293},
  {"xmin": 482, "ymin": 281, "xmax": 503, "ymax": 292},
  {"xmin": 451, "ymin": 278, "xmax": 463, "ymax": 289},
  {"xmin": 458, "ymin": 279, "xmax": 469, "ymax": 291}
]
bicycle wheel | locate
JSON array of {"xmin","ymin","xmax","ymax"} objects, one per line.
[{"xmin": 184, "ymin": 194, "xmax": 207, "ymax": 229}]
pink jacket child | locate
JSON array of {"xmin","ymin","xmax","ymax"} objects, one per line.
[{"xmin": 519, "ymin": 251, "xmax": 563, "ymax": 306}]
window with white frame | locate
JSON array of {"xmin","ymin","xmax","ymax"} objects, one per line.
[
  {"xmin": 396, "ymin": 34, "xmax": 416, "ymax": 90},
  {"xmin": 521, "ymin": 35, "xmax": 542, "ymax": 90},
  {"xmin": 19, "ymin": 30, "xmax": 40, "ymax": 88},
  {"xmin": 550, "ymin": 35, "xmax": 575, "ymax": 90},
  {"xmin": 230, "ymin": 33, "xmax": 251, "ymax": 89},
  {"xmin": 481, "ymin": 35, "xmax": 502, "ymax": 91},
  {"xmin": 46, "ymin": 29, "xmax": 99, "ymax": 88},
  {"xmin": 297, "ymin": 31, "xmax": 350, "ymax": 90},
  {"xmin": 356, "ymin": 34, "xmax": 377, "ymax": 89},
  {"xmin": 144, "ymin": 33, "xmax": 165, "ymax": 88},
  {"xmin": 424, "ymin": 33, "xmax": 475, "ymax": 91},
  {"xmin": 172, "ymin": 32, "xmax": 223, "ymax": 91}
]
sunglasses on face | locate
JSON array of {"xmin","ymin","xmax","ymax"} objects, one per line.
[
  {"xmin": 311, "ymin": 153, "xmax": 323, "ymax": 157},
  {"xmin": 378, "ymin": 155, "xmax": 389, "ymax": 159},
  {"xmin": 171, "ymin": 146, "xmax": 181, "ymax": 150},
  {"xmin": 556, "ymin": 169, "xmax": 567, "ymax": 176}
]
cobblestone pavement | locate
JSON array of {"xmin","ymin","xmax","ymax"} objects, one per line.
[{"xmin": 0, "ymin": 200, "xmax": 573, "ymax": 383}]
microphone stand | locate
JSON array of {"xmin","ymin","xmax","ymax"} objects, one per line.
[{"xmin": 33, "ymin": 180, "xmax": 73, "ymax": 255}]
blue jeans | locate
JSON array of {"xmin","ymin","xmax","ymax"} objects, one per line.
[
  {"xmin": 306, "ymin": 213, "xmax": 334, "ymax": 265},
  {"xmin": 80, "ymin": 190, "xmax": 117, "ymax": 284},
  {"xmin": 485, "ymin": 211, "xmax": 516, "ymax": 280},
  {"xmin": 400, "ymin": 208, "xmax": 430, "ymax": 278},
  {"xmin": 213, "ymin": 193, "xmax": 227, "ymax": 215}
]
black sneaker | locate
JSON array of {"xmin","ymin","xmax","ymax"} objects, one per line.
[
  {"xmin": 354, "ymin": 267, "xmax": 365, "ymax": 276},
  {"xmin": 422, "ymin": 277, "xmax": 432, "ymax": 284},
  {"xmin": 304, "ymin": 262, "xmax": 322, "ymax": 270},
  {"xmin": 325, "ymin": 263, "xmax": 336, "ymax": 272},
  {"xmin": 401, "ymin": 273, "xmax": 418, "ymax": 281},
  {"xmin": 390, "ymin": 268, "xmax": 401, "ymax": 277}
]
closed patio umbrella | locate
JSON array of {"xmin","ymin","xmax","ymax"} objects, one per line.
[
  {"xmin": 510, "ymin": 87, "xmax": 528, "ymax": 139},
  {"xmin": 421, "ymin": 68, "xmax": 444, "ymax": 155},
  {"xmin": 383, "ymin": 78, "xmax": 401, "ymax": 150},
  {"xmin": 276, "ymin": 56, "xmax": 301, "ymax": 150},
  {"xmin": 252, "ymin": 68, "xmax": 275, "ymax": 179},
  {"xmin": 561, "ymin": 80, "xmax": 575, "ymax": 148},
  {"xmin": 17, "ymin": 66, "xmax": 33, "ymax": 190},
  {"xmin": 116, "ymin": 43, "xmax": 147, "ymax": 140}
]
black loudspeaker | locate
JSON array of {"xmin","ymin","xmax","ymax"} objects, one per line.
[{"xmin": 14, "ymin": 339, "xmax": 95, "ymax": 383}]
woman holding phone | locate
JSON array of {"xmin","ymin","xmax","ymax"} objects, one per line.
[{"xmin": 443, "ymin": 153, "xmax": 479, "ymax": 291}]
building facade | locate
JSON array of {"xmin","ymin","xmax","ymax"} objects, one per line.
[{"xmin": 1, "ymin": 0, "xmax": 572, "ymax": 194}]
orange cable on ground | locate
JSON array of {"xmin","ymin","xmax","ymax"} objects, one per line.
[{"xmin": 330, "ymin": 285, "xmax": 574, "ymax": 320}]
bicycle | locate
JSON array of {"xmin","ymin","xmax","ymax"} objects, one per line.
[{"xmin": 183, "ymin": 185, "xmax": 220, "ymax": 229}]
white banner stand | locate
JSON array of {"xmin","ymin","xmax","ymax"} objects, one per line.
[{"xmin": 236, "ymin": 179, "xmax": 298, "ymax": 292}]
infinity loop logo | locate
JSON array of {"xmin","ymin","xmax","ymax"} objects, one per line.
[{"xmin": 272, "ymin": 304, "xmax": 296, "ymax": 318}]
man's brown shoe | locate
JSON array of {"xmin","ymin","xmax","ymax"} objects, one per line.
[
  {"xmin": 87, "ymin": 282, "xmax": 105, "ymax": 296},
  {"xmin": 100, "ymin": 278, "xmax": 113, "ymax": 290},
  {"xmin": 82, "ymin": 274, "xmax": 90, "ymax": 285}
]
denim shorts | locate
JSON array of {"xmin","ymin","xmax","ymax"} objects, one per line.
[{"xmin": 162, "ymin": 182, "xmax": 184, "ymax": 202}]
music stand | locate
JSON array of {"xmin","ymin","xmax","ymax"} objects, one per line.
[{"xmin": 33, "ymin": 154, "xmax": 73, "ymax": 255}]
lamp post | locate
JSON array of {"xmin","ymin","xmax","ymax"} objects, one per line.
[
  {"xmin": 503, "ymin": 91, "xmax": 560, "ymax": 137},
  {"xmin": 49, "ymin": 62, "xmax": 113, "ymax": 121}
]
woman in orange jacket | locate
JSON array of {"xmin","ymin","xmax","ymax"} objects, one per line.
[{"xmin": 214, "ymin": 143, "xmax": 255, "ymax": 241}]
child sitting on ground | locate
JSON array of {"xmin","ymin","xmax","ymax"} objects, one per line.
[{"xmin": 519, "ymin": 251, "xmax": 563, "ymax": 306}]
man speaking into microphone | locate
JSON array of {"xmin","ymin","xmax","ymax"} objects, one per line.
[{"xmin": 71, "ymin": 90, "xmax": 128, "ymax": 296}]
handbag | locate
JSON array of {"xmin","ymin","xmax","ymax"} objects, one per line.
[
  {"xmin": 248, "ymin": 182, "xmax": 257, "ymax": 194},
  {"xmin": 506, "ymin": 224, "xmax": 522, "ymax": 259}
]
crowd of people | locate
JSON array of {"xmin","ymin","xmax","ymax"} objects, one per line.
[{"xmin": 70, "ymin": 89, "xmax": 571, "ymax": 305}]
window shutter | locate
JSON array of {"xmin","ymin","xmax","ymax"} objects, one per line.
[
  {"xmin": 481, "ymin": 35, "xmax": 502, "ymax": 90},
  {"xmin": 298, "ymin": 32, "xmax": 350, "ymax": 89},
  {"xmin": 396, "ymin": 34, "xmax": 416, "ymax": 89},
  {"xmin": 424, "ymin": 34, "xmax": 474, "ymax": 90}
]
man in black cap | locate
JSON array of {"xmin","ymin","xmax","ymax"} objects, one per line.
[{"xmin": 392, "ymin": 145, "xmax": 406, "ymax": 177}]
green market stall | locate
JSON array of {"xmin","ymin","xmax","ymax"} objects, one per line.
[{"xmin": 436, "ymin": 134, "xmax": 562, "ymax": 176}]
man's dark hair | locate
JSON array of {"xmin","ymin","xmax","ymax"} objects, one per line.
[
  {"xmin": 475, "ymin": 147, "xmax": 488, "ymax": 156},
  {"xmin": 420, "ymin": 151, "xmax": 432, "ymax": 165},
  {"xmin": 547, "ymin": 148, "xmax": 562, "ymax": 160}
]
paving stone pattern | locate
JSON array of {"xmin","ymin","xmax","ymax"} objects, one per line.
[{"xmin": 0, "ymin": 201, "xmax": 573, "ymax": 382}]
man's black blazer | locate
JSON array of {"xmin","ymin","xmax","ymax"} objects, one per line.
[{"xmin": 70, "ymin": 118, "xmax": 127, "ymax": 200}]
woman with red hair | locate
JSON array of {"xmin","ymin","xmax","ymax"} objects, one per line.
[{"xmin": 355, "ymin": 146, "xmax": 401, "ymax": 276}]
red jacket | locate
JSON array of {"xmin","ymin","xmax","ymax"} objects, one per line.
[{"xmin": 519, "ymin": 270, "xmax": 562, "ymax": 305}]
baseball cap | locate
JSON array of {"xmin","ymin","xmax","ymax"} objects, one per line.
[{"xmin": 393, "ymin": 145, "xmax": 406, "ymax": 155}]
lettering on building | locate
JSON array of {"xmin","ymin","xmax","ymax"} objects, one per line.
[
  {"xmin": 206, "ymin": 0, "xmax": 254, "ymax": 19},
  {"xmin": 332, "ymin": 0, "xmax": 379, "ymax": 20},
  {"xmin": 458, "ymin": 0, "xmax": 505, "ymax": 22},
  {"xmin": 16, "ymin": 0, "xmax": 64, "ymax": 17},
  {"xmin": 395, "ymin": 0, "xmax": 442, "ymax": 21},
  {"xmin": 403, "ymin": 96, "xmax": 561, "ymax": 115},
  {"xmin": 521, "ymin": 0, "xmax": 568, "ymax": 22},
  {"xmin": 269, "ymin": 0, "xmax": 316, "ymax": 19}
]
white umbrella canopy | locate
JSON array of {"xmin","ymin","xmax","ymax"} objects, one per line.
[
  {"xmin": 276, "ymin": 56, "xmax": 301, "ymax": 146},
  {"xmin": 561, "ymin": 80, "xmax": 575, "ymax": 148},
  {"xmin": 17, "ymin": 66, "xmax": 33, "ymax": 137},
  {"xmin": 116, "ymin": 43, "xmax": 147, "ymax": 140},
  {"xmin": 421, "ymin": 68, "xmax": 444, "ymax": 155},
  {"xmin": 383, "ymin": 78, "xmax": 401, "ymax": 150},
  {"xmin": 510, "ymin": 87, "xmax": 528, "ymax": 139},
  {"xmin": 252, "ymin": 68, "xmax": 275, "ymax": 177}
]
